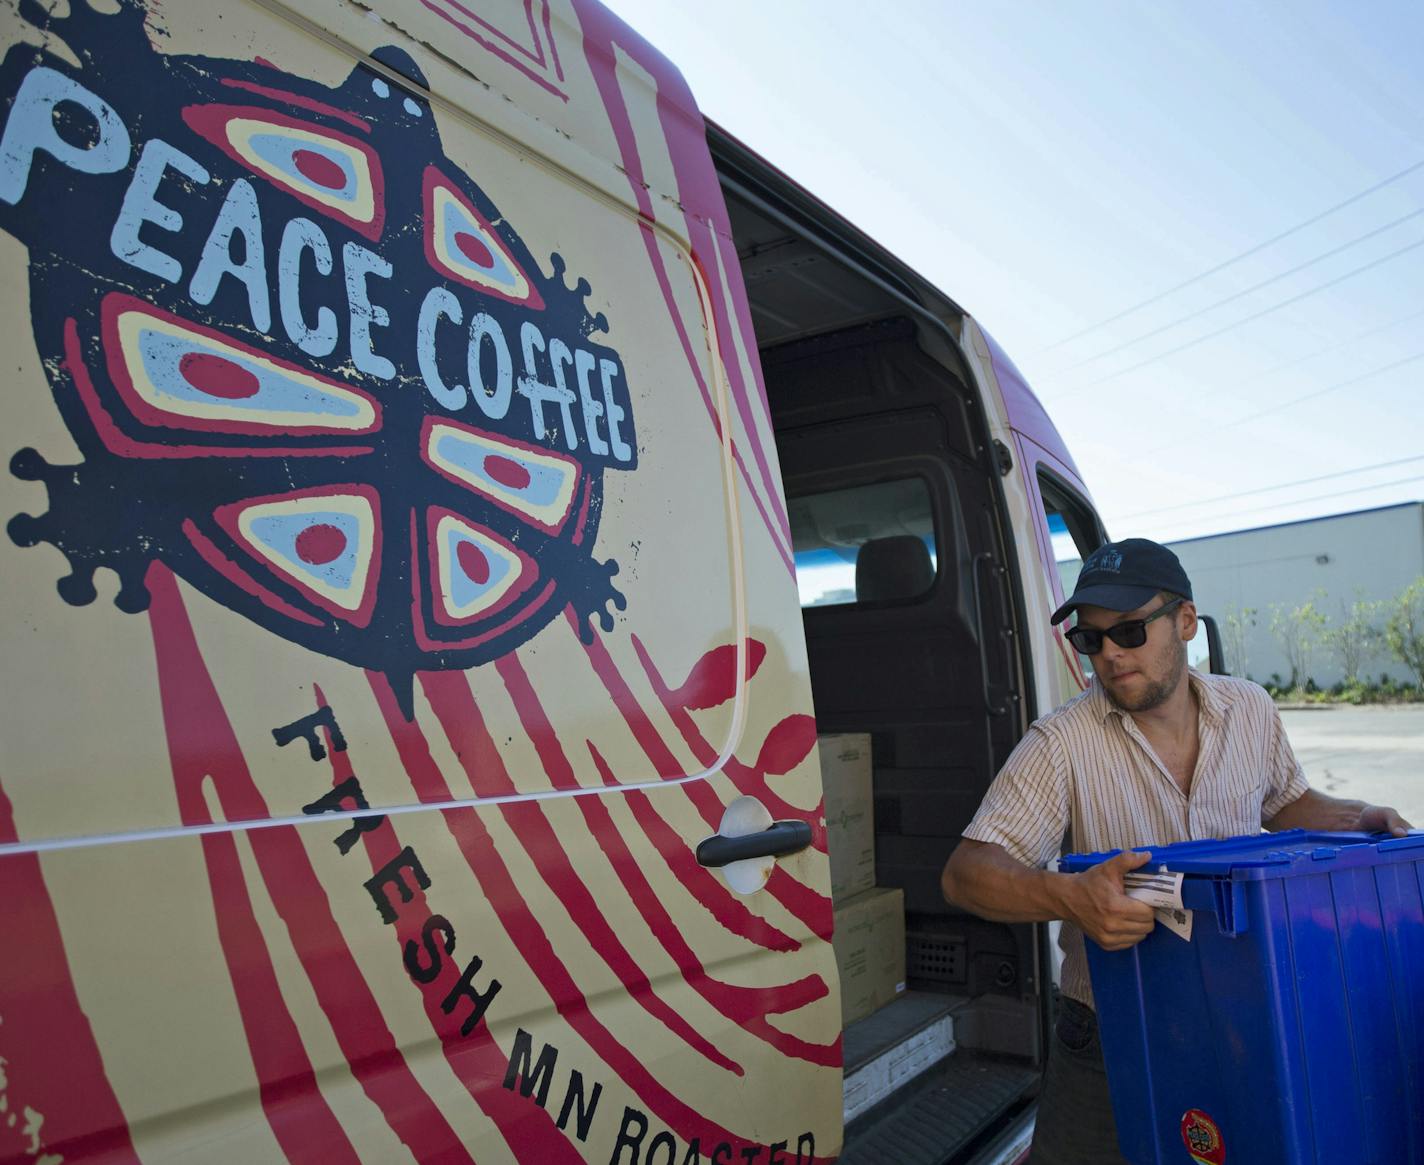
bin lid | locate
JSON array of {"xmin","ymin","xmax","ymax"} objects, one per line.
[{"xmin": 1061, "ymin": 828, "xmax": 1424, "ymax": 878}]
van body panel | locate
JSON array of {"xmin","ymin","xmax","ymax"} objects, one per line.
[
  {"xmin": 974, "ymin": 323, "xmax": 1088, "ymax": 488},
  {"xmin": 0, "ymin": 1, "xmax": 841, "ymax": 1160}
]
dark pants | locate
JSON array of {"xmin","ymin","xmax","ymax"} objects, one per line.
[{"xmin": 1027, "ymin": 997, "xmax": 1130, "ymax": 1165}]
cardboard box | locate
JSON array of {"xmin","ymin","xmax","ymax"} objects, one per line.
[
  {"xmin": 818, "ymin": 733, "xmax": 875, "ymax": 903},
  {"xmin": 832, "ymin": 886, "xmax": 906, "ymax": 1026}
]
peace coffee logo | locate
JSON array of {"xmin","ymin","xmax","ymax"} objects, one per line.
[
  {"xmin": 1180, "ymin": 1108, "xmax": 1225, "ymax": 1165},
  {"xmin": 0, "ymin": 0, "xmax": 635, "ymax": 711}
]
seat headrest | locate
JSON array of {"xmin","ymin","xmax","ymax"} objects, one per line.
[{"xmin": 855, "ymin": 535, "xmax": 934, "ymax": 603}]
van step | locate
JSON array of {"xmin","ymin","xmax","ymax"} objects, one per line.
[
  {"xmin": 844, "ymin": 991, "xmax": 966, "ymax": 1074},
  {"xmin": 843, "ymin": 991, "xmax": 963, "ymax": 1122},
  {"xmin": 839, "ymin": 1054, "xmax": 1038, "ymax": 1165}
]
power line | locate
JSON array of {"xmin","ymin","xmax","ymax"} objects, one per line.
[
  {"xmin": 1046, "ymin": 234, "xmax": 1424, "ymax": 402},
  {"xmin": 1134, "ymin": 348, "xmax": 1424, "ymax": 465},
  {"xmin": 1146, "ymin": 474, "xmax": 1424, "ymax": 536},
  {"xmin": 1208, "ymin": 348, "xmax": 1424, "ymax": 428},
  {"xmin": 1112, "ymin": 455, "xmax": 1424, "ymax": 521},
  {"xmin": 1042, "ymin": 157, "xmax": 1424, "ymax": 352},
  {"xmin": 1136, "ymin": 346, "xmax": 1424, "ymax": 457},
  {"xmin": 1204, "ymin": 304, "xmax": 1424, "ymax": 399},
  {"xmin": 1132, "ymin": 311, "xmax": 1424, "ymax": 458},
  {"xmin": 1055, "ymin": 208, "xmax": 1424, "ymax": 374},
  {"xmin": 1139, "ymin": 344, "xmax": 1424, "ymax": 458}
]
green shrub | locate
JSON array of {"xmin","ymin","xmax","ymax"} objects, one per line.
[{"xmin": 1266, "ymin": 672, "xmax": 1421, "ymax": 705}]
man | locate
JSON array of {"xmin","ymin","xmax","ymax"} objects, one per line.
[{"xmin": 940, "ymin": 538, "xmax": 1412, "ymax": 1165}]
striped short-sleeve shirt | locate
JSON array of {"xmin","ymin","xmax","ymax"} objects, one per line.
[{"xmin": 962, "ymin": 669, "xmax": 1308, "ymax": 1008}]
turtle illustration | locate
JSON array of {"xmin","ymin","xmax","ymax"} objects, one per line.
[{"xmin": 1, "ymin": 0, "xmax": 635, "ymax": 713}]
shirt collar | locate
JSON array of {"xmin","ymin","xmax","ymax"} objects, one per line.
[{"xmin": 1188, "ymin": 667, "xmax": 1227, "ymax": 726}]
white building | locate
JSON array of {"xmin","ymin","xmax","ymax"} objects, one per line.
[
  {"xmin": 1165, "ymin": 502, "xmax": 1423, "ymax": 687},
  {"xmin": 1058, "ymin": 502, "xmax": 1424, "ymax": 688}
]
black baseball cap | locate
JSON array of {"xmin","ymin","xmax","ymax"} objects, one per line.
[{"xmin": 1051, "ymin": 538, "xmax": 1192, "ymax": 625}]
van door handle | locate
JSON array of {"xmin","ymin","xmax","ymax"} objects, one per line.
[{"xmin": 696, "ymin": 820, "xmax": 814, "ymax": 867}]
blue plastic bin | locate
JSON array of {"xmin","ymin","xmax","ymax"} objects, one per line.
[{"xmin": 1060, "ymin": 830, "xmax": 1424, "ymax": 1165}]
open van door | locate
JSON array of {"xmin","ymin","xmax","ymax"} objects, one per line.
[{"xmin": 0, "ymin": 2, "xmax": 841, "ymax": 1161}]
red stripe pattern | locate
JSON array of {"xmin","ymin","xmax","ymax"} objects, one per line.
[
  {"xmin": 0, "ymin": 784, "xmax": 142, "ymax": 1165},
  {"xmin": 146, "ymin": 565, "xmax": 472, "ymax": 1163}
]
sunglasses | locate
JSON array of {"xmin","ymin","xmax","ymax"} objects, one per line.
[{"xmin": 1066, "ymin": 597, "xmax": 1183, "ymax": 655}]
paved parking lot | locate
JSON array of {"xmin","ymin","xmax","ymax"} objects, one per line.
[{"xmin": 1279, "ymin": 705, "xmax": 1424, "ymax": 830}]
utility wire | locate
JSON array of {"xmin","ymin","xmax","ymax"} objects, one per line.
[
  {"xmin": 1133, "ymin": 310, "xmax": 1424, "ymax": 458},
  {"xmin": 1055, "ymin": 207, "xmax": 1424, "ymax": 374},
  {"xmin": 1202, "ymin": 348, "xmax": 1424, "ymax": 427},
  {"xmin": 1145, "ymin": 474, "xmax": 1424, "ymax": 535},
  {"xmin": 1042, "ymin": 157, "xmax": 1424, "ymax": 352},
  {"xmin": 1046, "ymin": 234, "xmax": 1424, "ymax": 403},
  {"xmin": 1113, "ymin": 455, "xmax": 1424, "ymax": 521},
  {"xmin": 1204, "ymin": 304, "xmax": 1424, "ymax": 399},
  {"xmin": 1135, "ymin": 347, "xmax": 1424, "ymax": 460}
]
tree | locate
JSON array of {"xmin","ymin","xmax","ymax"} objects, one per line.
[
  {"xmin": 1384, "ymin": 577, "xmax": 1424, "ymax": 686},
  {"xmin": 1323, "ymin": 594, "xmax": 1383, "ymax": 684},
  {"xmin": 1269, "ymin": 595, "xmax": 1327, "ymax": 690},
  {"xmin": 1221, "ymin": 602, "xmax": 1257, "ymax": 679}
]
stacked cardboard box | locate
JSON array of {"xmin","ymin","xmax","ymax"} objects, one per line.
[
  {"xmin": 818, "ymin": 734, "xmax": 875, "ymax": 903},
  {"xmin": 819, "ymin": 733, "xmax": 906, "ymax": 1026},
  {"xmin": 833, "ymin": 885, "xmax": 906, "ymax": 1025}
]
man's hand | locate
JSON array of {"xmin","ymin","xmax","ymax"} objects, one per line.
[
  {"xmin": 942, "ymin": 838, "xmax": 1160, "ymax": 949},
  {"xmin": 1359, "ymin": 804, "xmax": 1413, "ymax": 838},
  {"xmin": 1059, "ymin": 849, "xmax": 1158, "ymax": 951},
  {"xmin": 1268, "ymin": 788, "xmax": 1414, "ymax": 837}
]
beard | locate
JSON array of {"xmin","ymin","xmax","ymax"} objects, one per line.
[
  {"xmin": 1101, "ymin": 638, "xmax": 1188, "ymax": 713},
  {"xmin": 1103, "ymin": 671, "xmax": 1179, "ymax": 713}
]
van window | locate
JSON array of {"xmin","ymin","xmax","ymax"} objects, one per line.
[
  {"xmin": 789, "ymin": 477, "xmax": 937, "ymax": 607},
  {"xmin": 1038, "ymin": 469, "xmax": 1104, "ymax": 597}
]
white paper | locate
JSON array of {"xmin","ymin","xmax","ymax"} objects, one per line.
[
  {"xmin": 1122, "ymin": 869, "xmax": 1185, "ymax": 909},
  {"xmin": 1124, "ymin": 869, "xmax": 1193, "ymax": 942}
]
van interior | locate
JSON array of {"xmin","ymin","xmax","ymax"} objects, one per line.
[{"xmin": 710, "ymin": 125, "xmax": 1049, "ymax": 1163}]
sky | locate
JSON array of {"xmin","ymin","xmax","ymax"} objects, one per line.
[{"xmin": 601, "ymin": 0, "xmax": 1424, "ymax": 546}]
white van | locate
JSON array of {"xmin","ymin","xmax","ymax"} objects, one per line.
[{"xmin": 0, "ymin": 2, "xmax": 1154, "ymax": 1161}]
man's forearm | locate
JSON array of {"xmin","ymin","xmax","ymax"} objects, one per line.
[
  {"xmin": 941, "ymin": 838, "xmax": 1074, "ymax": 923},
  {"xmin": 1266, "ymin": 787, "xmax": 1366, "ymax": 831},
  {"xmin": 943, "ymin": 838, "xmax": 1160, "ymax": 951},
  {"xmin": 1266, "ymin": 787, "xmax": 1412, "ymax": 835}
]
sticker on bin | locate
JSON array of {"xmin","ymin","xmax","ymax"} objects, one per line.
[
  {"xmin": 1179, "ymin": 1108, "xmax": 1225, "ymax": 1164},
  {"xmin": 1123, "ymin": 869, "xmax": 1193, "ymax": 942}
]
